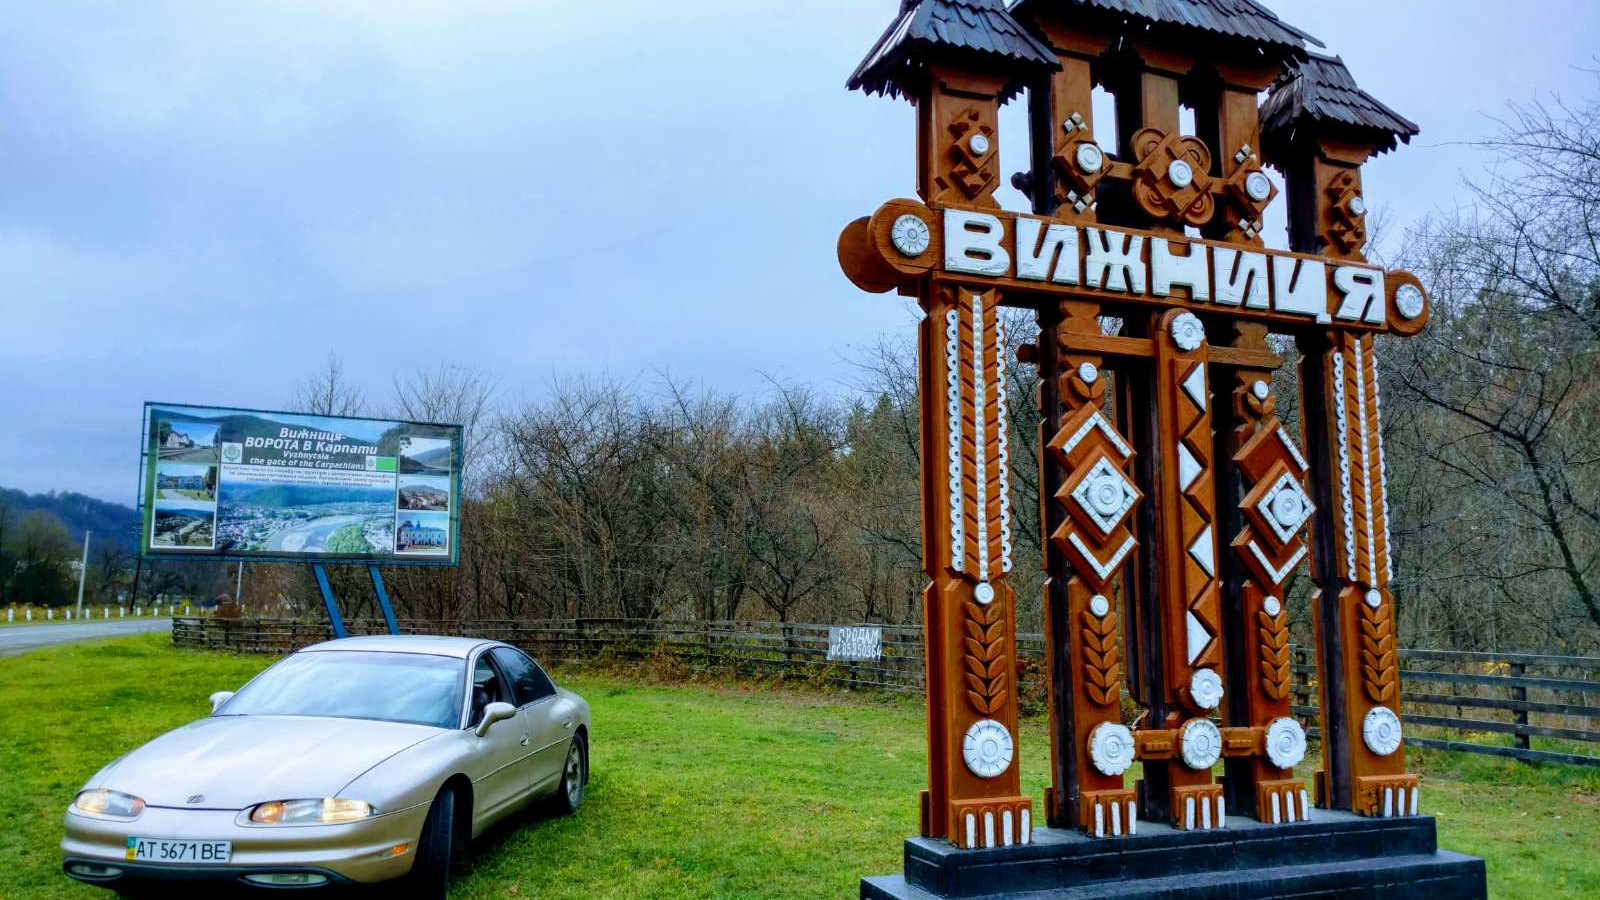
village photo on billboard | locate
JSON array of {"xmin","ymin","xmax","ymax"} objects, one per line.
[
  {"xmin": 155, "ymin": 419, "xmax": 220, "ymax": 465},
  {"xmin": 154, "ymin": 461, "xmax": 217, "ymax": 501},
  {"xmin": 395, "ymin": 510, "xmax": 450, "ymax": 555},
  {"xmin": 397, "ymin": 474, "xmax": 450, "ymax": 512}
]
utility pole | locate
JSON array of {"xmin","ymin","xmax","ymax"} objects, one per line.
[{"xmin": 75, "ymin": 530, "xmax": 91, "ymax": 615}]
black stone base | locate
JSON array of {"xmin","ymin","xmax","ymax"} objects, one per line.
[{"xmin": 861, "ymin": 811, "xmax": 1485, "ymax": 899}]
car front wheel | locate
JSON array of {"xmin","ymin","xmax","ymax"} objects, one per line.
[
  {"xmin": 407, "ymin": 786, "xmax": 457, "ymax": 899},
  {"xmin": 553, "ymin": 735, "xmax": 586, "ymax": 815}
]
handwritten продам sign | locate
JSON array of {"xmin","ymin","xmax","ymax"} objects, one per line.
[{"xmin": 828, "ymin": 626, "xmax": 883, "ymax": 662}]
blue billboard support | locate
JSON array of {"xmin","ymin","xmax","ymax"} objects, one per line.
[
  {"xmin": 311, "ymin": 563, "xmax": 347, "ymax": 639},
  {"xmin": 368, "ymin": 564, "xmax": 399, "ymax": 635}
]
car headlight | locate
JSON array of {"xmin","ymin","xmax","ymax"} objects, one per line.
[
  {"xmin": 73, "ymin": 789, "xmax": 145, "ymax": 819},
  {"xmin": 248, "ymin": 798, "xmax": 376, "ymax": 825}
]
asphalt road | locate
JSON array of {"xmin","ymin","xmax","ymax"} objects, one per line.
[{"xmin": 0, "ymin": 618, "xmax": 172, "ymax": 658}]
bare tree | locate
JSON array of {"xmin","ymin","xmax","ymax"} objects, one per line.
[
  {"xmin": 290, "ymin": 354, "xmax": 366, "ymax": 416},
  {"xmin": 1387, "ymin": 75, "xmax": 1600, "ymax": 648}
]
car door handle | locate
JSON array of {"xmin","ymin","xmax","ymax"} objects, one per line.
[
  {"xmin": 562, "ymin": 719, "xmax": 573, "ymax": 730},
  {"xmin": 519, "ymin": 734, "xmax": 529, "ymax": 747}
]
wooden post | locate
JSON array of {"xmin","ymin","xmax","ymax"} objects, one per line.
[{"xmin": 1510, "ymin": 661, "xmax": 1531, "ymax": 756}]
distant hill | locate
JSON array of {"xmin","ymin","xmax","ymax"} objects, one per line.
[{"xmin": 0, "ymin": 488, "xmax": 140, "ymax": 550}]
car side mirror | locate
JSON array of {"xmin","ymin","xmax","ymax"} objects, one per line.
[
  {"xmin": 475, "ymin": 701, "xmax": 516, "ymax": 737},
  {"xmin": 209, "ymin": 691, "xmax": 235, "ymax": 713}
]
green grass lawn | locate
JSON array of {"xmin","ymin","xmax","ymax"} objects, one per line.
[{"xmin": 1, "ymin": 635, "xmax": 1596, "ymax": 900}]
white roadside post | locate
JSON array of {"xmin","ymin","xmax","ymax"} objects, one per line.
[
  {"xmin": 26, "ymin": 608, "xmax": 33, "ymax": 621},
  {"xmin": 5, "ymin": 608, "xmax": 11, "ymax": 623},
  {"xmin": 47, "ymin": 608, "xmax": 54, "ymax": 620}
]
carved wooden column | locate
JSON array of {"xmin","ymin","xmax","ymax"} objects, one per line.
[
  {"xmin": 1198, "ymin": 60, "xmax": 1306, "ymax": 824},
  {"xmin": 1024, "ymin": 21, "xmax": 1134, "ymax": 836},
  {"xmin": 1042, "ymin": 299, "xmax": 1141, "ymax": 837},
  {"xmin": 916, "ymin": 64, "xmax": 1033, "ymax": 849},
  {"xmin": 1266, "ymin": 65, "xmax": 1423, "ymax": 817},
  {"xmin": 1222, "ymin": 322, "xmax": 1314, "ymax": 822}
]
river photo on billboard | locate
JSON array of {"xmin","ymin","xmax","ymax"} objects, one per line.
[
  {"xmin": 218, "ymin": 481, "xmax": 396, "ymax": 554},
  {"xmin": 140, "ymin": 403, "xmax": 462, "ymax": 564},
  {"xmin": 151, "ymin": 501, "xmax": 216, "ymax": 549}
]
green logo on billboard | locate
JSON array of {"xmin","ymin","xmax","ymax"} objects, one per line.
[{"xmin": 374, "ymin": 456, "xmax": 397, "ymax": 472}]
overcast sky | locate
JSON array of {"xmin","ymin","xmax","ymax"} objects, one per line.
[{"xmin": 2, "ymin": 0, "xmax": 1595, "ymax": 505}]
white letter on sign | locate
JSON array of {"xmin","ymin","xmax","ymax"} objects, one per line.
[
  {"xmin": 945, "ymin": 209, "xmax": 1010, "ymax": 276},
  {"xmin": 1213, "ymin": 248, "xmax": 1270, "ymax": 309},
  {"xmin": 1150, "ymin": 238, "xmax": 1210, "ymax": 301},
  {"xmin": 1084, "ymin": 228, "xmax": 1146, "ymax": 294},
  {"xmin": 1333, "ymin": 265, "xmax": 1386, "ymax": 324},
  {"xmin": 1015, "ymin": 218, "xmax": 1080, "ymax": 284},
  {"xmin": 1272, "ymin": 256, "xmax": 1328, "ymax": 320}
]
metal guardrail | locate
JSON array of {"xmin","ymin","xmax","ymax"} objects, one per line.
[{"xmin": 171, "ymin": 617, "xmax": 1600, "ymax": 767}]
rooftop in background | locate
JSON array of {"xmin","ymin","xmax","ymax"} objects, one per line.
[
  {"xmin": 1009, "ymin": 0, "xmax": 1322, "ymax": 51},
  {"xmin": 848, "ymin": 0, "xmax": 1058, "ymax": 99},
  {"xmin": 1261, "ymin": 52, "xmax": 1422, "ymax": 156}
]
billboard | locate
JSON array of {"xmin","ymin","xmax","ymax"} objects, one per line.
[{"xmin": 139, "ymin": 403, "xmax": 462, "ymax": 565}]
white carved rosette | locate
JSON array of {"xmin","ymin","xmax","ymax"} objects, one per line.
[
  {"xmin": 1362, "ymin": 707, "xmax": 1403, "ymax": 757},
  {"xmin": 1169, "ymin": 311, "xmax": 1206, "ymax": 351},
  {"xmin": 1189, "ymin": 668, "xmax": 1224, "ymax": 710},
  {"xmin": 963, "ymin": 719, "xmax": 1014, "ymax": 778},
  {"xmin": 1265, "ymin": 717, "xmax": 1308, "ymax": 769},
  {"xmin": 1180, "ymin": 718, "xmax": 1223, "ymax": 770},
  {"xmin": 1088, "ymin": 723, "xmax": 1136, "ymax": 776}
]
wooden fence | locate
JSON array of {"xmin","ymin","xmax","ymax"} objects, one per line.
[{"xmin": 171, "ymin": 616, "xmax": 1600, "ymax": 767}]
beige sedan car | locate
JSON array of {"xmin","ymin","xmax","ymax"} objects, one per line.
[{"xmin": 62, "ymin": 635, "xmax": 590, "ymax": 897}]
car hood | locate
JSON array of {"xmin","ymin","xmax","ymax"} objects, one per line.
[{"xmin": 98, "ymin": 715, "xmax": 443, "ymax": 810}]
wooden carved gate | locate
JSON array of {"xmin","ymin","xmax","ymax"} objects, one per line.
[{"xmin": 837, "ymin": 0, "xmax": 1425, "ymax": 848}]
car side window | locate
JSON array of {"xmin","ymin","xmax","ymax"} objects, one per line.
[
  {"xmin": 469, "ymin": 654, "xmax": 513, "ymax": 726},
  {"xmin": 491, "ymin": 647, "xmax": 556, "ymax": 707}
]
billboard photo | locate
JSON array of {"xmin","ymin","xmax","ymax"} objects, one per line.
[{"xmin": 139, "ymin": 403, "xmax": 462, "ymax": 564}]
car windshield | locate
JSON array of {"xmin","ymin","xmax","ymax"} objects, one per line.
[{"xmin": 218, "ymin": 650, "xmax": 463, "ymax": 729}]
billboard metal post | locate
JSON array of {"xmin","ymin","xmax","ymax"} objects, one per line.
[
  {"xmin": 75, "ymin": 530, "xmax": 91, "ymax": 615},
  {"xmin": 311, "ymin": 564, "xmax": 347, "ymax": 639},
  {"xmin": 368, "ymin": 564, "xmax": 399, "ymax": 635}
]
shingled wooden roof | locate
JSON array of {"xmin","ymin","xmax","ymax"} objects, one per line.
[
  {"xmin": 1009, "ymin": 0, "xmax": 1321, "ymax": 51},
  {"xmin": 848, "ymin": 0, "xmax": 1059, "ymax": 100},
  {"xmin": 1260, "ymin": 53, "xmax": 1420, "ymax": 156}
]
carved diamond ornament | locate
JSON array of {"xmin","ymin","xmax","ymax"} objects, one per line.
[
  {"xmin": 1265, "ymin": 717, "xmax": 1308, "ymax": 769},
  {"xmin": 1180, "ymin": 717, "xmax": 1223, "ymax": 770},
  {"xmin": 1169, "ymin": 312, "xmax": 1205, "ymax": 351},
  {"xmin": 1362, "ymin": 707, "xmax": 1403, "ymax": 757},
  {"xmin": 1257, "ymin": 471, "xmax": 1314, "ymax": 543},
  {"xmin": 963, "ymin": 719, "xmax": 1015, "ymax": 778},
  {"xmin": 1071, "ymin": 458, "xmax": 1138, "ymax": 534},
  {"xmin": 1088, "ymin": 722, "xmax": 1136, "ymax": 776},
  {"xmin": 890, "ymin": 214, "xmax": 931, "ymax": 257}
]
